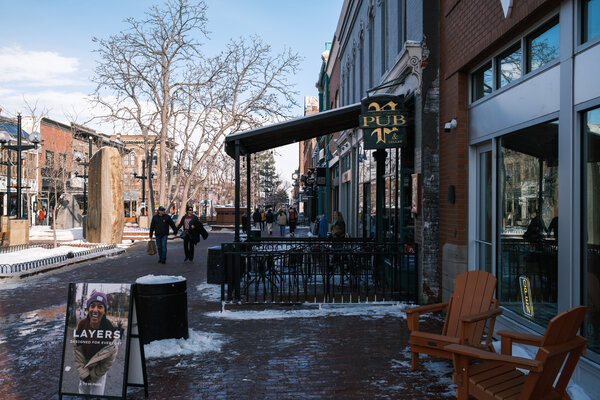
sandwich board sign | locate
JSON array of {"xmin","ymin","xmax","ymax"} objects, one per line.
[{"xmin": 58, "ymin": 283, "xmax": 148, "ymax": 399}]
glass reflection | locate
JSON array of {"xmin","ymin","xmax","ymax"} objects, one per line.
[
  {"xmin": 498, "ymin": 121, "xmax": 558, "ymax": 325},
  {"xmin": 498, "ymin": 44, "xmax": 522, "ymax": 88},
  {"xmin": 583, "ymin": 108, "xmax": 600, "ymax": 354},
  {"xmin": 583, "ymin": 0, "xmax": 600, "ymax": 43},
  {"xmin": 527, "ymin": 19, "xmax": 559, "ymax": 73}
]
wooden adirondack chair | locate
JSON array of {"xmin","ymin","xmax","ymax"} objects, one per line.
[
  {"xmin": 403, "ymin": 270, "xmax": 502, "ymax": 371},
  {"xmin": 447, "ymin": 306, "xmax": 587, "ymax": 400}
]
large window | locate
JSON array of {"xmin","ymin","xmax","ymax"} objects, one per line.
[
  {"xmin": 472, "ymin": 62, "xmax": 492, "ymax": 101},
  {"xmin": 583, "ymin": 0, "xmax": 600, "ymax": 43},
  {"xmin": 582, "ymin": 108, "xmax": 600, "ymax": 354},
  {"xmin": 526, "ymin": 18, "xmax": 559, "ymax": 73},
  {"xmin": 471, "ymin": 16, "xmax": 559, "ymax": 103},
  {"xmin": 498, "ymin": 121, "xmax": 558, "ymax": 325},
  {"xmin": 497, "ymin": 43, "xmax": 522, "ymax": 89}
]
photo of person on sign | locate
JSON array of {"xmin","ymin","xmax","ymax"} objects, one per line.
[{"xmin": 73, "ymin": 290, "xmax": 121, "ymax": 395}]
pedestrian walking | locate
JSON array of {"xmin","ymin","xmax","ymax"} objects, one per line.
[
  {"xmin": 277, "ymin": 209, "xmax": 287, "ymax": 236},
  {"xmin": 176, "ymin": 206, "xmax": 205, "ymax": 262},
  {"xmin": 149, "ymin": 206, "xmax": 178, "ymax": 264},
  {"xmin": 288, "ymin": 206, "xmax": 297, "ymax": 236},
  {"xmin": 265, "ymin": 208, "xmax": 274, "ymax": 235},
  {"xmin": 252, "ymin": 208, "xmax": 261, "ymax": 229},
  {"xmin": 73, "ymin": 291, "xmax": 120, "ymax": 396},
  {"xmin": 37, "ymin": 207, "xmax": 45, "ymax": 225},
  {"xmin": 331, "ymin": 211, "xmax": 346, "ymax": 239},
  {"xmin": 241, "ymin": 212, "xmax": 248, "ymax": 233},
  {"xmin": 318, "ymin": 215, "xmax": 329, "ymax": 238},
  {"xmin": 260, "ymin": 208, "xmax": 266, "ymax": 230}
]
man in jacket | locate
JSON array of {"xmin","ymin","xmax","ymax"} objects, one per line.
[
  {"xmin": 149, "ymin": 206, "xmax": 178, "ymax": 264},
  {"xmin": 265, "ymin": 208, "xmax": 274, "ymax": 235}
]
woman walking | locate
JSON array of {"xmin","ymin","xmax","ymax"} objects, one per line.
[
  {"xmin": 277, "ymin": 209, "xmax": 287, "ymax": 236},
  {"xmin": 176, "ymin": 206, "xmax": 202, "ymax": 262}
]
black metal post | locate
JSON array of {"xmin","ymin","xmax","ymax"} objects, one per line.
[
  {"xmin": 234, "ymin": 142, "xmax": 240, "ymax": 242},
  {"xmin": 374, "ymin": 149, "xmax": 387, "ymax": 243},
  {"xmin": 83, "ymin": 163, "xmax": 87, "ymax": 215},
  {"xmin": 16, "ymin": 114, "xmax": 22, "ymax": 219},
  {"xmin": 5, "ymin": 152, "xmax": 11, "ymax": 217},
  {"xmin": 141, "ymin": 159, "xmax": 146, "ymax": 207},
  {"xmin": 246, "ymin": 154, "xmax": 251, "ymax": 233}
]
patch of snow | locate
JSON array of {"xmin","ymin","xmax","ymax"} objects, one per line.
[
  {"xmin": 136, "ymin": 275, "xmax": 186, "ymax": 284},
  {"xmin": 29, "ymin": 226, "xmax": 83, "ymax": 241},
  {"xmin": 206, "ymin": 303, "xmax": 410, "ymax": 320},
  {"xmin": 1, "ymin": 245, "xmax": 88, "ymax": 265},
  {"xmin": 196, "ymin": 283, "xmax": 222, "ymax": 301},
  {"xmin": 143, "ymin": 329, "xmax": 224, "ymax": 359}
]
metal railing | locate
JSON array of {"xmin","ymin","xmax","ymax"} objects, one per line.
[
  {"xmin": 221, "ymin": 238, "xmax": 418, "ymax": 304},
  {"xmin": 0, "ymin": 244, "xmax": 118, "ymax": 275}
]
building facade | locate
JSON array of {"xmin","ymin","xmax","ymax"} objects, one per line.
[
  {"xmin": 322, "ymin": 0, "xmax": 440, "ymax": 302},
  {"xmin": 440, "ymin": 0, "xmax": 600, "ymax": 390}
]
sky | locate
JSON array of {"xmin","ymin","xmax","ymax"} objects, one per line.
[{"xmin": 0, "ymin": 0, "xmax": 344, "ymax": 186}]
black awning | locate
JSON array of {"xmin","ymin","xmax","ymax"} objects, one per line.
[{"xmin": 224, "ymin": 103, "xmax": 361, "ymax": 157}]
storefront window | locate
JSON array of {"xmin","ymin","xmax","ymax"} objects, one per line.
[
  {"xmin": 526, "ymin": 18, "xmax": 559, "ymax": 73},
  {"xmin": 583, "ymin": 0, "xmax": 600, "ymax": 43},
  {"xmin": 583, "ymin": 108, "xmax": 600, "ymax": 354},
  {"xmin": 472, "ymin": 62, "xmax": 492, "ymax": 101},
  {"xmin": 498, "ymin": 121, "xmax": 558, "ymax": 325}
]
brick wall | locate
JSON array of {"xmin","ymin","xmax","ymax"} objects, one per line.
[{"xmin": 438, "ymin": 0, "xmax": 558, "ymax": 296}]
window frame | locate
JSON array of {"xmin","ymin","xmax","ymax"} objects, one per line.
[{"xmin": 525, "ymin": 16, "xmax": 560, "ymax": 74}]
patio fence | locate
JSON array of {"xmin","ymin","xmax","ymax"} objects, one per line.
[{"xmin": 220, "ymin": 238, "xmax": 418, "ymax": 304}]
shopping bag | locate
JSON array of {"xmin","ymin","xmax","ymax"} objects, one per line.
[
  {"xmin": 179, "ymin": 230, "xmax": 186, "ymax": 239},
  {"xmin": 147, "ymin": 240, "xmax": 157, "ymax": 255},
  {"xmin": 199, "ymin": 223, "xmax": 209, "ymax": 240}
]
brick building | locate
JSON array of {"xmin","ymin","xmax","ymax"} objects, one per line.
[{"xmin": 440, "ymin": 0, "xmax": 600, "ymax": 390}]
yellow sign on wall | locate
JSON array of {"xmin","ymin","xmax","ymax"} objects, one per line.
[{"xmin": 519, "ymin": 275, "xmax": 534, "ymax": 318}]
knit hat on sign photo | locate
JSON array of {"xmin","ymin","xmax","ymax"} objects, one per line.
[{"xmin": 86, "ymin": 291, "xmax": 108, "ymax": 310}]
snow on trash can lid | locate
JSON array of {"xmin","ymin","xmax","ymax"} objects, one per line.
[{"xmin": 136, "ymin": 274, "xmax": 186, "ymax": 284}]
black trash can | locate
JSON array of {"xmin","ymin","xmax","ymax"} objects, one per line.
[
  {"xmin": 207, "ymin": 246, "xmax": 225, "ymax": 284},
  {"xmin": 135, "ymin": 276, "xmax": 189, "ymax": 344}
]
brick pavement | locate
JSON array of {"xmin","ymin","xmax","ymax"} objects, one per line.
[{"xmin": 0, "ymin": 226, "xmax": 455, "ymax": 399}]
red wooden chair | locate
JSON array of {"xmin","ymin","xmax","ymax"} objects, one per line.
[
  {"xmin": 447, "ymin": 306, "xmax": 587, "ymax": 400},
  {"xmin": 403, "ymin": 270, "xmax": 502, "ymax": 370}
]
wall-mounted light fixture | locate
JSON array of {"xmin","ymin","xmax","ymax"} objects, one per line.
[{"xmin": 444, "ymin": 118, "xmax": 457, "ymax": 132}]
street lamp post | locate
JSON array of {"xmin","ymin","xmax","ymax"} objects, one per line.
[
  {"xmin": 0, "ymin": 114, "xmax": 40, "ymax": 219},
  {"xmin": 0, "ymin": 131, "xmax": 13, "ymax": 216},
  {"xmin": 133, "ymin": 159, "xmax": 150, "ymax": 215},
  {"xmin": 73, "ymin": 151, "xmax": 89, "ymax": 214}
]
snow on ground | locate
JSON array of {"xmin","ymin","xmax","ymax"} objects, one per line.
[
  {"xmin": 1, "ymin": 245, "xmax": 90, "ymax": 265},
  {"xmin": 205, "ymin": 302, "xmax": 411, "ymax": 320},
  {"xmin": 196, "ymin": 283, "xmax": 222, "ymax": 301},
  {"xmin": 143, "ymin": 329, "xmax": 224, "ymax": 359},
  {"xmin": 29, "ymin": 226, "xmax": 83, "ymax": 241}
]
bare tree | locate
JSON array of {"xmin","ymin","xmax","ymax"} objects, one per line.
[
  {"xmin": 92, "ymin": 0, "xmax": 300, "ymax": 213},
  {"xmin": 92, "ymin": 0, "xmax": 209, "ymax": 207}
]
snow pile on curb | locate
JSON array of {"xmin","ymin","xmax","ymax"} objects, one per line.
[
  {"xmin": 2, "ymin": 245, "xmax": 92, "ymax": 265},
  {"xmin": 136, "ymin": 275, "xmax": 186, "ymax": 284},
  {"xmin": 206, "ymin": 303, "xmax": 411, "ymax": 320},
  {"xmin": 144, "ymin": 329, "xmax": 224, "ymax": 359}
]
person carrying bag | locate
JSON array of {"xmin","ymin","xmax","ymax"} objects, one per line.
[{"xmin": 176, "ymin": 206, "xmax": 208, "ymax": 262}]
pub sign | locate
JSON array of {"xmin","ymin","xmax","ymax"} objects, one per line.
[{"xmin": 359, "ymin": 95, "xmax": 407, "ymax": 149}]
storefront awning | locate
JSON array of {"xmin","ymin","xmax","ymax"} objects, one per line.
[{"xmin": 224, "ymin": 103, "xmax": 361, "ymax": 157}]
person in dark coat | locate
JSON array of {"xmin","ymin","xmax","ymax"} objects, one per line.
[
  {"xmin": 176, "ymin": 206, "xmax": 202, "ymax": 262},
  {"xmin": 252, "ymin": 208, "xmax": 261, "ymax": 229},
  {"xmin": 149, "ymin": 206, "xmax": 178, "ymax": 264},
  {"xmin": 265, "ymin": 208, "xmax": 275, "ymax": 235}
]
